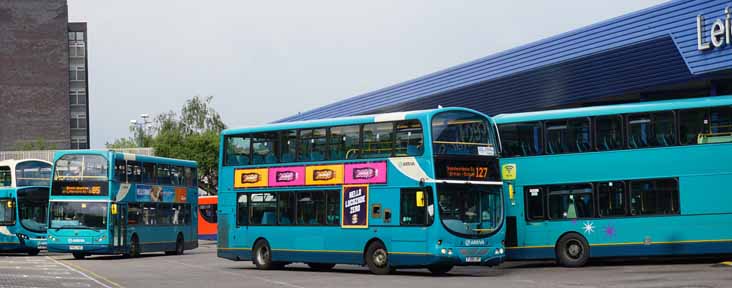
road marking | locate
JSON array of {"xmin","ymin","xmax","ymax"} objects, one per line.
[
  {"xmin": 164, "ymin": 259, "xmax": 306, "ymax": 288},
  {"xmin": 47, "ymin": 256, "xmax": 119, "ymax": 288}
]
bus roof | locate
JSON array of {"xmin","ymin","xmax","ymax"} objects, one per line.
[
  {"xmin": 493, "ymin": 95, "xmax": 732, "ymax": 124},
  {"xmin": 52, "ymin": 150, "xmax": 197, "ymax": 167},
  {"xmin": 222, "ymin": 107, "xmax": 488, "ymax": 135}
]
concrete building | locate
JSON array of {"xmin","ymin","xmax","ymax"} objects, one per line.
[
  {"xmin": 0, "ymin": 0, "xmax": 90, "ymax": 150},
  {"xmin": 279, "ymin": 0, "xmax": 732, "ymax": 123}
]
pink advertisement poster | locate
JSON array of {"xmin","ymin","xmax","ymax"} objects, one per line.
[
  {"xmin": 268, "ymin": 166, "xmax": 305, "ymax": 187},
  {"xmin": 344, "ymin": 161, "xmax": 387, "ymax": 184}
]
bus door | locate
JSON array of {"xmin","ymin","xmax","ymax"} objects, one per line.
[
  {"xmin": 111, "ymin": 203, "xmax": 127, "ymax": 249},
  {"xmin": 391, "ymin": 188, "xmax": 432, "ymax": 254}
]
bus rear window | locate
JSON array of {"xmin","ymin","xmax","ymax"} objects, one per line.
[
  {"xmin": 432, "ymin": 111, "xmax": 496, "ymax": 156},
  {"xmin": 53, "ymin": 154, "xmax": 108, "ymax": 181},
  {"xmin": 16, "ymin": 161, "xmax": 51, "ymax": 187}
]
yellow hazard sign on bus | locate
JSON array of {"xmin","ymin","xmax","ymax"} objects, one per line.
[{"xmin": 501, "ymin": 164, "xmax": 517, "ymax": 180}]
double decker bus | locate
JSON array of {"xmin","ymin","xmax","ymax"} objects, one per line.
[
  {"xmin": 495, "ymin": 96, "xmax": 732, "ymax": 267},
  {"xmin": 47, "ymin": 150, "xmax": 199, "ymax": 259},
  {"xmin": 217, "ymin": 107, "xmax": 505, "ymax": 275},
  {"xmin": 0, "ymin": 159, "xmax": 52, "ymax": 255},
  {"xmin": 198, "ymin": 195, "xmax": 217, "ymax": 240}
]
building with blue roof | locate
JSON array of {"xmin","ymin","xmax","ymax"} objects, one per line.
[{"xmin": 279, "ymin": 0, "xmax": 732, "ymax": 122}]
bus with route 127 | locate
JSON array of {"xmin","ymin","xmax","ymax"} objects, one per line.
[
  {"xmin": 0, "ymin": 159, "xmax": 52, "ymax": 255},
  {"xmin": 47, "ymin": 150, "xmax": 199, "ymax": 259},
  {"xmin": 217, "ymin": 107, "xmax": 505, "ymax": 275},
  {"xmin": 495, "ymin": 96, "xmax": 732, "ymax": 267}
]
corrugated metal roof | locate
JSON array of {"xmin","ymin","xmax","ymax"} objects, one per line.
[{"xmin": 278, "ymin": 0, "xmax": 731, "ymax": 123}]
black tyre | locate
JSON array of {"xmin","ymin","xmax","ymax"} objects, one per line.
[
  {"xmin": 307, "ymin": 263, "xmax": 336, "ymax": 271},
  {"xmin": 365, "ymin": 241, "xmax": 393, "ymax": 275},
  {"xmin": 253, "ymin": 240, "xmax": 278, "ymax": 270},
  {"xmin": 27, "ymin": 249, "xmax": 40, "ymax": 256},
  {"xmin": 166, "ymin": 234, "xmax": 185, "ymax": 256},
  {"xmin": 556, "ymin": 233, "xmax": 590, "ymax": 267},
  {"xmin": 130, "ymin": 235, "xmax": 141, "ymax": 258},
  {"xmin": 427, "ymin": 264, "xmax": 453, "ymax": 275},
  {"xmin": 72, "ymin": 252, "xmax": 85, "ymax": 260}
]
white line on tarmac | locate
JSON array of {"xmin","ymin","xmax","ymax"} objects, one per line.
[
  {"xmin": 164, "ymin": 259, "xmax": 306, "ymax": 288},
  {"xmin": 47, "ymin": 256, "xmax": 113, "ymax": 288}
]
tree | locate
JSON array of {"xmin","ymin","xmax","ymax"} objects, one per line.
[
  {"xmin": 105, "ymin": 95, "xmax": 226, "ymax": 194},
  {"xmin": 152, "ymin": 96, "xmax": 226, "ymax": 194},
  {"xmin": 16, "ymin": 138, "xmax": 57, "ymax": 150}
]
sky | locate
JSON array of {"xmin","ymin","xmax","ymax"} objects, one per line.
[{"xmin": 67, "ymin": 0, "xmax": 667, "ymax": 148}]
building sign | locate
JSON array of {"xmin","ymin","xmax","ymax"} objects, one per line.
[
  {"xmin": 305, "ymin": 165, "xmax": 343, "ymax": 186},
  {"xmin": 268, "ymin": 166, "xmax": 305, "ymax": 187},
  {"xmin": 51, "ymin": 181, "xmax": 108, "ymax": 196},
  {"xmin": 342, "ymin": 185, "xmax": 368, "ymax": 228},
  {"xmin": 434, "ymin": 157, "xmax": 500, "ymax": 181},
  {"xmin": 234, "ymin": 168, "xmax": 268, "ymax": 188},
  {"xmin": 344, "ymin": 162, "xmax": 387, "ymax": 184},
  {"xmin": 697, "ymin": 8, "xmax": 732, "ymax": 51}
]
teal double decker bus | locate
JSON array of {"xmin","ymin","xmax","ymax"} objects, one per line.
[
  {"xmin": 217, "ymin": 107, "xmax": 505, "ymax": 274},
  {"xmin": 495, "ymin": 96, "xmax": 732, "ymax": 267},
  {"xmin": 47, "ymin": 150, "xmax": 199, "ymax": 259},
  {"xmin": 0, "ymin": 159, "xmax": 52, "ymax": 255}
]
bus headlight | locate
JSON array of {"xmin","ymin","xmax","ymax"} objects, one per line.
[
  {"xmin": 495, "ymin": 248, "xmax": 504, "ymax": 255},
  {"xmin": 440, "ymin": 248, "xmax": 447, "ymax": 255},
  {"xmin": 97, "ymin": 235, "xmax": 107, "ymax": 242},
  {"xmin": 447, "ymin": 248, "xmax": 453, "ymax": 255},
  {"xmin": 17, "ymin": 234, "xmax": 29, "ymax": 240},
  {"xmin": 48, "ymin": 235, "xmax": 56, "ymax": 241}
]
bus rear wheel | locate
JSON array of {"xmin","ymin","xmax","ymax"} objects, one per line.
[
  {"xmin": 166, "ymin": 235, "xmax": 184, "ymax": 255},
  {"xmin": 365, "ymin": 241, "xmax": 393, "ymax": 275},
  {"xmin": 253, "ymin": 240, "xmax": 283, "ymax": 270},
  {"xmin": 307, "ymin": 263, "xmax": 336, "ymax": 271},
  {"xmin": 72, "ymin": 253, "xmax": 86, "ymax": 260},
  {"xmin": 427, "ymin": 264, "xmax": 453, "ymax": 275},
  {"xmin": 130, "ymin": 235, "xmax": 141, "ymax": 258},
  {"xmin": 556, "ymin": 233, "xmax": 590, "ymax": 267}
]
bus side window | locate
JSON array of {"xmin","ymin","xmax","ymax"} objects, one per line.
[
  {"xmin": 678, "ymin": 109, "xmax": 708, "ymax": 145},
  {"xmin": 237, "ymin": 194, "xmax": 248, "ymax": 226},
  {"xmin": 394, "ymin": 120, "xmax": 423, "ymax": 156},
  {"xmin": 126, "ymin": 161, "xmax": 141, "ymax": 184},
  {"xmin": 252, "ymin": 133, "xmax": 278, "ymax": 164},
  {"xmin": 400, "ymin": 188, "xmax": 432, "ymax": 226},
  {"xmin": 525, "ymin": 186, "xmax": 545, "ymax": 220},
  {"xmin": 114, "ymin": 160, "xmax": 127, "ymax": 182},
  {"xmin": 597, "ymin": 181, "xmax": 626, "ymax": 217},
  {"xmin": 157, "ymin": 164, "xmax": 171, "ymax": 186},
  {"xmin": 498, "ymin": 122, "xmax": 543, "ymax": 157},
  {"xmin": 362, "ymin": 122, "xmax": 394, "ymax": 158},
  {"xmin": 629, "ymin": 179, "xmax": 679, "ymax": 216},
  {"xmin": 547, "ymin": 184, "xmax": 593, "ymax": 219},
  {"xmin": 142, "ymin": 162, "xmax": 155, "ymax": 184},
  {"xmin": 127, "ymin": 203, "xmax": 140, "ymax": 225},
  {"xmin": 325, "ymin": 190, "xmax": 340, "ymax": 225},
  {"xmin": 329, "ymin": 125, "xmax": 361, "ymax": 160},
  {"xmin": 595, "ymin": 116, "xmax": 624, "ymax": 151},
  {"xmin": 225, "ymin": 135, "xmax": 251, "ymax": 166},
  {"xmin": 0, "ymin": 166, "xmax": 10, "ymax": 187}
]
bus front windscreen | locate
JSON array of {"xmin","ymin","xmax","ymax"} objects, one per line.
[
  {"xmin": 53, "ymin": 154, "xmax": 108, "ymax": 182},
  {"xmin": 50, "ymin": 202, "xmax": 107, "ymax": 230},
  {"xmin": 437, "ymin": 184, "xmax": 502, "ymax": 238},
  {"xmin": 432, "ymin": 111, "xmax": 497, "ymax": 156},
  {"xmin": 17, "ymin": 188, "xmax": 49, "ymax": 233}
]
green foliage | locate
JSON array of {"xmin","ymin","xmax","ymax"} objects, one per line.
[
  {"xmin": 17, "ymin": 138, "xmax": 57, "ymax": 150},
  {"xmin": 105, "ymin": 95, "xmax": 226, "ymax": 194}
]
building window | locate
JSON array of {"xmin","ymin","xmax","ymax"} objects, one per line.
[
  {"xmin": 69, "ymin": 42, "xmax": 85, "ymax": 58},
  {"xmin": 70, "ymin": 66, "xmax": 86, "ymax": 81},
  {"xmin": 70, "ymin": 89, "xmax": 87, "ymax": 105},
  {"xmin": 70, "ymin": 113, "xmax": 87, "ymax": 129},
  {"xmin": 71, "ymin": 136, "xmax": 88, "ymax": 149}
]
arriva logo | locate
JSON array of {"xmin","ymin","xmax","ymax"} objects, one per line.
[
  {"xmin": 67, "ymin": 238, "xmax": 85, "ymax": 243},
  {"xmin": 697, "ymin": 7, "xmax": 732, "ymax": 51}
]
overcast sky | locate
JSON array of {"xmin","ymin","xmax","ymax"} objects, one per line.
[{"xmin": 67, "ymin": 0, "xmax": 666, "ymax": 148}]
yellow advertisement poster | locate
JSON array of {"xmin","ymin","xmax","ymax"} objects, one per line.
[
  {"xmin": 305, "ymin": 164, "xmax": 344, "ymax": 185},
  {"xmin": 234, "ymin": 168, "xmax": 269, "ymax": 188}
]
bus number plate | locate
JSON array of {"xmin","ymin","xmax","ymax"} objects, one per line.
[
  {"xmin": 465, "ymin": 256, "xmax": 481, "ymax": 263},
  {"xmin": 69, "ymin": 245, "xmax": 84, "ymax": 250}
]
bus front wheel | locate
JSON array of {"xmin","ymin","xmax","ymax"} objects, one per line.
[
  {"xmin": 72, "ymin": 253, "xmax": 85, "ymax": 260},
  {"xmin": 365, "ymin": 241, "xmax": 393, "ymax": 275},
  {"xmin": 556, "ymin": 233, "xmax": 590, "ymax": 267}
]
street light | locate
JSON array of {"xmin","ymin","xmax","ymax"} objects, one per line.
[{"xmin": 129, "ymin": 114, "xmax": 151, "ymax": 147}]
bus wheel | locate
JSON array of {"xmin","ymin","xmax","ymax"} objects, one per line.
[
  {"xmin": 72, "ymin": 253, "xmax": 86, "ymax": 260},
  {"xmin": 556, "ymin": 233, "xmax": 589, "ymax": 267},
  {"xmin": 130, "ymin": 235, "xmax": 141, "ymax": 258},
  {"xmin": 307, "ymin": 263, "xmax": 336, "ymax": 271},
  {"xmin": 427, "ymin": 264, "xmax": 453, "ymax": 275},
  {"xmin": 365, "ymin": 241, "xmax": 393, "ymax": 275},
  {"xmin": 253, "ymin": 240, "xmax": 277, "ymax": 270},
  {"xmin": 175, "ymin": 235, "xmax": 184, "ymax": 255},
  {"xmin": 27, "ymin": 249, "xmax": 40, "ymax": 256}
]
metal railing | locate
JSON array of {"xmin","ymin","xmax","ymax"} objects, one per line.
[{"xmin": 0, "ymin": 148, "xmax": 154, "ymax": 162}]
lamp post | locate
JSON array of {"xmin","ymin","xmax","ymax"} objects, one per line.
[{"xmin": 129, "ymin": 114, "xmax": 151, "ymax": 147}]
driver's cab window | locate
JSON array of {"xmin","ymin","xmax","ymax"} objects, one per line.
[{"xmin": 400, "ymin": 188, "xmax": 433, "ymax": 226}]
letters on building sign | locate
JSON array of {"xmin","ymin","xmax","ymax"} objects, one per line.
[{"xmin": 697, "ymin": 8, "xmax": 732, "ymax": 51}]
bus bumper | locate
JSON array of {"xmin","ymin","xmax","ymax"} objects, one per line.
[
  {"xmin": 434, "ymin": 246, "xmax": 506, "ymax": 266},
  {"xmin": 47, "ymin": 243, "xmax": 115, "ymax": 254}
]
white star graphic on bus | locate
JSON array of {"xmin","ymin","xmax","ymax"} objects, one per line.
[{"xmin": 582, "ymin": 221, "xmax": 595, "ymax": 234}]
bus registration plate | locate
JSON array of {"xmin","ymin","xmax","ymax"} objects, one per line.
[
  {"xmin": 69, "ymin": 245, "xmax": 84, "ymax": 250},
  {"xmin": 465, "ymin": 256, "xmax": 481, "ymax": 263}
]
